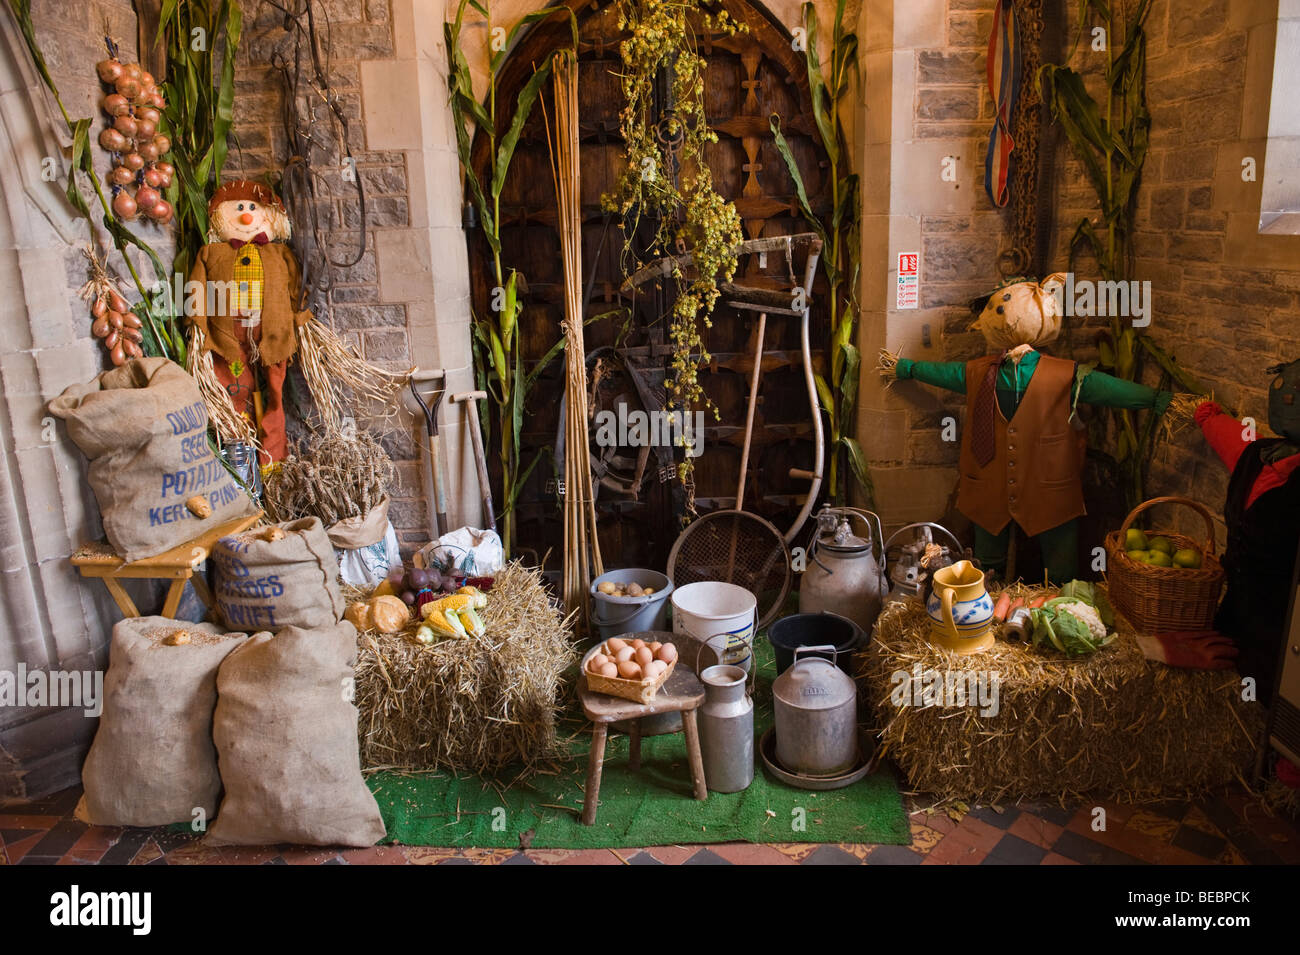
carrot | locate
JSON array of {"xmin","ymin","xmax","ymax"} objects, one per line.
[
  {"xmin": 1029, "ymin": 594, "xmax": 1050, "ymax": 608},
  {"xmin": 1008, "ymin": 597, "xmax": 1025, "ymax": 613},
  {"xmin": 993, "ymin": 592, "xmax": 1012, "ymax": 622}
]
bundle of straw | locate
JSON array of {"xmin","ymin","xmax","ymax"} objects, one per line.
[
  {"xmin": 261, "ymin": 430, "xmax": 395, "ymax": 525},
  {"xmin": 354, "ymin": 561, "xmax": 577, "ymax": 775},
  {"xmin": 296, "ymin": 318, "xmax": 411, "ymax": 434},
  {"xmin": 186, "ymin": 325, "xmax": 259, "ymax": 447},
  {"xmin": 547, "ymin": 50, "xmax": 603, "ymax": 630},
  {"xmin": 859, "ymin": 594, "xmax": 1262, "ymax": 807}
]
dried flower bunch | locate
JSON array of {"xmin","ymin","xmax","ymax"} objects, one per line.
[
  {"xmin": 604, "ymin": 0, "xmax": 746, "ymax": 432},
  {"xmin": 261, "ymin": 430, "xmax": 395, "ymax": 525}
]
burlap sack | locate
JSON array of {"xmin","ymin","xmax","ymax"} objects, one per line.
[
  {"xmin": 76, "ymin": 617, "xmax": 247, "ymax": 827},
  {"xmin": 212, "ymin": 517, "xmax": 345, "ymax": 632},
  {"xmin": 46, "ymin": 357, "xmax": 256, "ymax": 562},
  {"xmin": 206, "ymin": 621, "xmax": 385, "ymax": 847}
]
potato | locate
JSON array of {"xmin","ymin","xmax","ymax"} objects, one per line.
[
  {"xmin": 626, "ymin": 582, "xmax": 644, "ymax": 597},
  {"xmin": 598, "ymin": 581, "xmax": 618, "ymax": 595},
  {"xmin": 184, "ymin": 495, "xmax": 212, "ymax": 519},
  {"xmin": 643, "ymin": 587, "xmax": 655, "ymax": 595}
]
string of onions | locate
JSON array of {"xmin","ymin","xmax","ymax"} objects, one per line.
[{"xmin": 544, "ymin": 51, "xmax": 604, "ymax": 630}]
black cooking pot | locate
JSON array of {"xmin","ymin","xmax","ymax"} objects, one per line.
[{"xmin": 767, "ymin": 611, "xmax": 863, "ymax": 676}]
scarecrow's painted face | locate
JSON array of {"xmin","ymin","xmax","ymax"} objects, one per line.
[
  {"xmin": 212, "ymin": 198, "xmax": 276, "ymax": 244},
  {"xmin": 1268, "ymin": 358, "xmax": 1300, "ymax": 443},
  {"xmin": 971, "ymin": 273, "xmax": 1067, "ymax": 350}
]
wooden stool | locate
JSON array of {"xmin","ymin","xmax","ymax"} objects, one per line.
[
  {"xmin": 577, "ymin": 665, "xmax": 708, "ymax": 826},
  {"xmin": 70, "ymin": 512, "xmax": 263, "ymax": 620}
]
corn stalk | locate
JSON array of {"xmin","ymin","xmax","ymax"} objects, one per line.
[
  {"xmin": 769, "ymin": 0, "xmax": 871, "ymax": 507},
  {"xmin": 446, "ymin": 0, "xmax": 575, "ymax": 556},
  {"xmin": 155, "ymin": 0, "xmax": 241, "ymax": 281},
  {"xmin": 1039, "ymin": 0, "xmax": 1203, "ymax": 509}
]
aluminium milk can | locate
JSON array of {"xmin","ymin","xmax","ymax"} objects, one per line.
[
  {"xmin": 798, "ymin": 507, "xmax": 888, "ymax": 635},
  {"xmin": 697, "ymin": 665, "xmax": 754, "ymax": 793},
  {"xmin": 772, "ymin": 646, "xmax": 858, "ymax": 776}
]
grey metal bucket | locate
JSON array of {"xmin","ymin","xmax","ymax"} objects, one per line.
[{"xmin": 589, "ymin": 569, "xmax": 673, "ymax": 642}]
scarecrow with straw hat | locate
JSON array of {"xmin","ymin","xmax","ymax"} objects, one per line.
[{"xmin": 185, "ymin": 179, "xmax": 406, "ymax": 464}]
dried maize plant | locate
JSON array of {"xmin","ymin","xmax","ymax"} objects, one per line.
[{"xmin": 261, "ymin": 430, "xmax": 395, "ymax": 525}]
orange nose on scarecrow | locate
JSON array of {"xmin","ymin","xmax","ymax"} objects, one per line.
[{"xmin": 239, "ymin": 212, "xmax": 254, "ymax": 225}]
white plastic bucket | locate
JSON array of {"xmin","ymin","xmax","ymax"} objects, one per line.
[{"xmin": 671, "ymin": 582, "xmax": 757, "ymax": 672}]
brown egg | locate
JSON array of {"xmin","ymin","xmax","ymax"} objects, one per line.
[
  {"xmin": 644, "ymin": 660, "xmax": 667, "ymax": 679},
  {"xmin": 598, "ymin": 663, "xmax": 618, "ymax": 678},
  {"xmin": 616, "ymin": 660, "xmax": 642, "ymax": 680},
  {"xmin": 588, "ymin": 653, "xmax": 610, "ymax": 671},
  {"xmin": 655, "ymin": 643, "xmax": 678, "ymax": 664},
  {"xmin": 631, "ymin": 638, "xmax": 646, "ymax": 650},
  {"xmin": 614, "ymin": 646, "xmax": 635, "ymax": 663},
  {"xmin": 634, "ymin": 646, "xmax": 654, "ymax": 667},
  {"xmin": 606, "ymin": 637, "xmax": 627, "ymax": 653},
  {"xmin": 649, "ymin": 642, "xmax": 663, "ymax": 652}
]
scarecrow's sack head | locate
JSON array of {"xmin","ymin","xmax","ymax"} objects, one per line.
[
  {"xmin": 207, "ymin": 180, "xmax": 291, "ymax": 245},
  {"xmin": 970, "ymin": 272, "xmax": 1068, "ymax": 350},
  {"xmin": 1268, "ymin": 358, "xmax": 1300, "ymax": 443}
]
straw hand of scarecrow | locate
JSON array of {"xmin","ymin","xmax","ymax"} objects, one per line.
[{"xmin": 877, "ymin": 348, "xmax": 902, "ymax": 383}]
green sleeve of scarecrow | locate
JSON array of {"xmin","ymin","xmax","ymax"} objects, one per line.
[
  {"xmin": 1075, "ymin": 367, "xmax": 1173, "ymax": 414},
  {"xmin": 894, "ymin": 359, "xmax": 966, "ymax": 393}
]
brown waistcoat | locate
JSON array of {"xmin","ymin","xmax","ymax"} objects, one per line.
[
  {"xmin": 186, "ymin": 242, "xmax": 313, "ymax": 367},
  {"xmin": 955, "ymin": 353, "xmax": 1087, "ymax": 537}
]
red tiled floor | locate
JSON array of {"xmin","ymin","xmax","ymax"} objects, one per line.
[
  {"xmin": 1009, "ymin": 814, "xmax": 1064, "ymax": 849},
  {"xmin": 0, "ymin": 814, "xmax": 57, "ymax": 829},
  {"xmin": 1041, "ymin": 852, "xmax": 1080, "ymax": 865},
  {"xmin": 4, "ymin": 832, "xmax": 46, "ymax": 864},
  {"xmin": 951, "ymin": 815, "xmax": 1007, "ymax": 853},
  {"xmin": 707, "ymin": 842, "xmax": 801, "ymax": 865},
  {"xmin": 339, "ymin": 846, "xmax": 410, "ymax": 865}
]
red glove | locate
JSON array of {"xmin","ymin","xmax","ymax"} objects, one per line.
[
  {"xmin": 1135, "ymin": 630, "xmax": 1240, "ymax": 669},
  {"xmin": 1194, "ymin": 400, "xmax": 1223, "ymax": 426},
  {"xmin": 1278, "ymin": 757, "xmax": 1300, "ymax": 790}
]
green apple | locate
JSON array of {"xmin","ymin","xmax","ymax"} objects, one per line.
[
  {"xmin": 1149, "ymin": 536, "xmax": 1175, "ymax": 556},
  {"xmin": 1173, "ymin": 548, "xmax": 1202, "ymax": 569},
  {"xmin": 1125, "ymin": 528, "xmax": 1149, "ymax": 551},
  {"xmin": 1126, "ymin": 549, "xmax": 1150, "ymax": 562},
  {"xmin": 1146, "ymin": 550, "xmax": 1173, "ymax": 567}
]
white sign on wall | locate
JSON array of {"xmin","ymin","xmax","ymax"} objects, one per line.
[{"xmin": 897, "ymin": 252, "xmax": 919, "ymax": 309}]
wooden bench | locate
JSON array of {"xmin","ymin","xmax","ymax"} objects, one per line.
[{"xmin": 70, "ymin": 512, "xmax": 263, "ymax": 620}]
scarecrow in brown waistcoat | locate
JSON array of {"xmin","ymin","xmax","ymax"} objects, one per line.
[
  {"xmin": 186, "ymin": 180, "xmax": 306, "ymax": 463},
  {"xmin": 185, "ymin": 180, "xmax": 407, "ymax": 465}
]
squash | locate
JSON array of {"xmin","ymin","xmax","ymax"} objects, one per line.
[{"xmin": 344, "ymin": 595, "xmax": 411, "ymax": 633}]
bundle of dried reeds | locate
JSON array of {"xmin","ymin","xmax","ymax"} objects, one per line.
[
  {"xmin": 261, "ymin": 430, "xmax": 395, "ymax": 525},
  {"xmin": 859, "ymin": 592, "xmax": 1262, "ymax": 807},
  {"xmin": 353, "ymin": 561, "xmax": 577, "ymax": 775},
  {"xmin": 546, "ymin": 50, "xmax": 603, "ymax": 630}
]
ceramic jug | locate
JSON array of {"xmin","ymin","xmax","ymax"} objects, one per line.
[{"xmin": 926, "ymin": 559, "xmax": 996, "ymax": 654}]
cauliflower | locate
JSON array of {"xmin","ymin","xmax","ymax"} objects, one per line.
[
  {"xmin": 1030, "ymin": 598, "xmax": 1112, "ymax": 655},
  {"xmin": 1054, "ymin": 600, "xmax": 1108, "ymax": 643}
]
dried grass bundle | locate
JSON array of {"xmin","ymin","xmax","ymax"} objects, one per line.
[
  {"xmin": 261, "ymin": 430, "xmax": 395, "ymax": 524},
  {"xmin": 186, "ymin": 325, "xmax": 259, "ymax": 447},
  {"xmin": 859, "ymin": 592, "xmax": 1262, "ymax": 807},
  {"xmin": 354, "ymin": 562, "xmax": 577, "ymax": 776},
  {"xmin": 1159, "ymin": 392, "xmax": 1205, "ymax": 444},
  {"xmin": 877, "ymin": 347, "xmax": 901, "ymax": 384},
  {"xmin": 296, "ymin": 319, "xmax": 410, "ymax": 433}
]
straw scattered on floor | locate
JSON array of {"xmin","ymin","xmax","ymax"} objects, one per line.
[
  {"xmin": 859, "ymin": 590, "xmax": 1263, "ymax": 808},
  {"xmin": 354, "ymin": 562, "xmax": 577, "ymax": 777}
]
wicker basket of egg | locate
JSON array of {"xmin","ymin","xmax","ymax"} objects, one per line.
[{"xmin": 582, "ymin": 635, "xmax": 679, "ymax": 704}]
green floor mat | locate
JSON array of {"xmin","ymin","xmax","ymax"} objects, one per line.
[{"xmin": 368, "ymin": 639, "xmax": 910, "ymax": 849}]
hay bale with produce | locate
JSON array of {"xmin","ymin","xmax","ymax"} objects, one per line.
[
  {"xmin": 354, "ymin": 562, "xmax": 576, "ymax": 776},
  {"xmin": 859, "ymin": 590, "xmax": 1263, "ymax": 808}
]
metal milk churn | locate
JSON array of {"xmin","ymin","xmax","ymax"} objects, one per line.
[
  {"xmin": 697, "ymin": 665, "xmax": 754, "ymax": 793},
  {"xmin": 798, "ymin": 506, "xmax": 887, "ymax": 635},
  {"xmin": 772, "ymin": 646, "xmax": 859, "ymax": 776}
]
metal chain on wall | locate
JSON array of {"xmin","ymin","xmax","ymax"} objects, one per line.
[{"xmin": 999, "ymin": 0, "xmax": 1045, "ymax": 280}]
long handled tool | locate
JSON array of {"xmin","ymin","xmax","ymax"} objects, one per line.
[
  {"xmin": 403, "ymin": 369, "xmax": 449, "ymax": 539},
  {"xmin": 452, "ymin": 390, "xmax": 495, "ymax": 530}
]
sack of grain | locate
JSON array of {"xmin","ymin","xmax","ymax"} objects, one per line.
[
  {"xmin": 327, "ymin": 496, "xmax": 402, "ymax": 590},
  {"xmin": 206, "ymin": 621, "xmax": 385, "ymax": 847},
  {"xmin": 76, "ymin": 617, "xmax": 247, "ymax": 827},
  {"xmin": 46, "ymin": 358, "xmax": 256, "ymax": 562},
  {"xmin": 212, "ymin": 517, "xmax": 345, "ymax": 632}
]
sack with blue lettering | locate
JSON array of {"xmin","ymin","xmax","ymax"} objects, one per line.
[
  {"xmin": 212, "ymin": 517, "xmax": 345, "ymax": 632},
  {"xmin": 47, "ymin": 358, "xmax": 256, "ymax": 562}
]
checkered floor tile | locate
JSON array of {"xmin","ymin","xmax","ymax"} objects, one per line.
[{"xmin": 2, "ymin": 782, "xmax": 1295, "ymax": 865}]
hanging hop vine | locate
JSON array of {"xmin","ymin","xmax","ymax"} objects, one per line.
[{"xmin": 604, "ymin": 0, "xmax": 746, "ymax": 424}]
